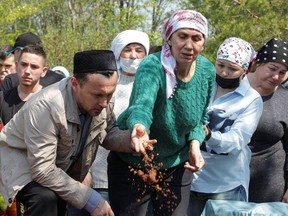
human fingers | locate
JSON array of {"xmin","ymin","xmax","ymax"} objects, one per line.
[
  {"xmin": 188, "ymin": 152, "xmax": 205, "ymax": 170},
  {"xmin": 142, "ymin": 139, "xmax": 157, "ymax": 151},
  {"xmin": 131, "ymin": 124, "xmax": 147, "ymax": 153},
  {"xmin": 90, "ymin": 199, "xmax": 113, "ymax": 216},
  {"xmin": 187, "ymin": 146, "xmax": 205, "ymax": 172},
  {"xmin": 282, "ymin": 190, "xmax": 288, "ymax": 203},
  {"xmin": 184, "ymin": 161, "xmax": 201, "ymax": 172}
]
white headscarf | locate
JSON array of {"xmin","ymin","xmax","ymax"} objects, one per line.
[
  {"xmin": 52, "ymin": 66, "xmax": 70, "ymax": 77},
  {"xmin": 160, "ymin": 10, "xmax": 208, "ymax": 98},
  {"xmin": 111, "ymin": 29, "xmax": 150, "ymax": 61}
]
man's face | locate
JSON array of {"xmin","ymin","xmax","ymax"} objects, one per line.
[
  {"xmin": 0, "ymin": 54, "xmax": 16, "ymax": 80},
  {"xmin": 16, "ymin": 52, "xmax": 47, "ymax": 87},
  {"xmin": 71, "ymin": 72, "xmax": 118, "ymax": 116}
]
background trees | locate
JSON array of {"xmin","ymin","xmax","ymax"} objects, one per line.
[
  {"xmin": 185, "ymin": 0, "xmax": 288, "ymax": 60},
  {"xmin": 0, "ymin": 0, "xmax": 287, "ymax": 73}
]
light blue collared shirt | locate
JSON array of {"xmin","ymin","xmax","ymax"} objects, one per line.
[{"xmin": 191, "ymin": 76, "xmax": 263, "ymax": 198}]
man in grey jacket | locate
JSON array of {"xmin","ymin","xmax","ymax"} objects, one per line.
[{"xmin": 0, "ymin": 50, "xmax": 155, "ymax": 216}]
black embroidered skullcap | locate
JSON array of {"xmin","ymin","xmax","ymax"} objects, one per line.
[
  {"xmin": 256, "ymin": 38, "xmax": 288, "ymax": 69},
  {"xmin": 73, "ymin": 50, "xmax": 117, "ymax": 74}
]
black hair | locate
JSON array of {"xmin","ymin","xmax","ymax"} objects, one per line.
[
  {"xmin": 0, "ymin": 44, "xmax": 13, "ymax": 60},
  {"xmin": 73, "ymin": 71, "xmax": 116, "ymax": 86}
]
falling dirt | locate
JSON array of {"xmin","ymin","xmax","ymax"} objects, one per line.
[{"xmin": 128, "ymin": 149, "xmax": 178, "ymax": 214}]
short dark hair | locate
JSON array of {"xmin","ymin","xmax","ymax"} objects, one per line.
[
  {"xmin": 18, "ymin": 45, "xmax": 46, "ymax": 65},
  {"xmin": 0, "ymin": 44, "xmax": 13, "ymax": 60},
  {"xmin": 73, "ymin": 71, "xmax": 116, "ymax": 86}
]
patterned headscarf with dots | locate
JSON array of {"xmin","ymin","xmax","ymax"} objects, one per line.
[{"xmin": 256, "ymin": 38, "xmax": 288, "ymax": 69}]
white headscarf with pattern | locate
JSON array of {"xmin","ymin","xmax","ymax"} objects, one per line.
[{"xmin": 216, "ymin": 37, "xmax": 255, "ymax": 72}]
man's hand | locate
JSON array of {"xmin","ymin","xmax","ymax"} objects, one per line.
[
  {"xmin": 131, "ymin": 123, "xmax": 157, "ymax": 154},
  {"xmin": 0, "ymin": 71, "xmax": 8, "ymax": 81},
  {"xmin": 90, "ymin": 198, "xmax": 114, "ymax": 216},
  {"xmin": 184, "ymin": 140, "xmax": 205, "ymax": 172}
]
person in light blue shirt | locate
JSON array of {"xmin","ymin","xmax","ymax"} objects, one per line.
[{"xmin": 188, "ymin": 37, "xmax": 263, "ymax": 216}]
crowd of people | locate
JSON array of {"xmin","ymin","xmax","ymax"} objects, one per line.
[{"xmin": 0, "ymin": 9, "xmax": 288, "ymax": 216}]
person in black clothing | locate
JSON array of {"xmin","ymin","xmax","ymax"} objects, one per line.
[
  {"xmin": 0, "ymin": 32, "xmax": 64, "ymax": 92},
  {"xmin": 0, "ymin": 45, "xmax": 48, "ymax": 125},
  {"xmin": 0, "ymin": 45, "xmax": 16, "ymax": 83},
  {"xmin": 0, "ymin": 69, "xmax": 64, "ymax": 92},
  {"xmin": 247, "ymin": 38, "xmax": 288, "ymax": 203}
]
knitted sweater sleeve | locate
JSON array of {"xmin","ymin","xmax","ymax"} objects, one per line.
[
  {"xmin": 117, "ymin": 53, "xmax": 163, "ymax": 131},
  {"xmin": 187, "ymin": 56, "xmax": 216, "ymax": 143}
]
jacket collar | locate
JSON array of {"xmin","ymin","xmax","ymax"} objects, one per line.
[{"xmin": 60, "ymin": 78, "xmax": 81, "ymax": 124}]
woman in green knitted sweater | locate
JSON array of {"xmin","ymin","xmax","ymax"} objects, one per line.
[{"xmin": 108, "ymin": 10, "xmax": 215, "ymax": 216}]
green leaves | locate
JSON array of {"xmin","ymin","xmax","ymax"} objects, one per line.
[
  {"xmin": 185, "ymin": 0, "xmax": 288, "ymax": 62},
  {"xmin": 1, "ymin": 0, "xmax": 287, "ymax": 70}
]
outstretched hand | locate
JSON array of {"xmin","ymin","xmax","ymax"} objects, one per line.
[{"xmin": 131, "ymin": 123, "xmax": 157, "ymax": 154}]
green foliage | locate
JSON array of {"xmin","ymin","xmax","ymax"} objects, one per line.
[
  {"xmin": 0, "ymin": 193, "xmax": 7, "ymax": 211},
  {"xmin": 1, "ymin": 0, "xmax": 287, "ymax": 70},
  {"xmin": 0, "ymin": 0, "xmax": 147, "ymax": 72},
  {"xmin": 184, "ymin": 0, "xmax": 288, "ymax": 62}
]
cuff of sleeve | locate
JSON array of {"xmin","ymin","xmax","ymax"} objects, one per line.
[
  {"xmin": 207, "ymin": 131, "xmax": 221, "ymax": 146},
  {"xmin": 83, "ymin": 190, "xmax": 101, "ymax": 213}
]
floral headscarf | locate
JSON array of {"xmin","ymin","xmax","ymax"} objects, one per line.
[
  {"xmin": 216, "ymin": 37, "xmax": 255, "ymax": 72},
  {"xmin": 160, "ymin": 10, "xmax": 208, "ymax": 98}
]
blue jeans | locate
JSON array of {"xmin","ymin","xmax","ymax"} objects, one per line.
[
  {"xmin": 67, "ymin": 189, "xmax": 109, "ymax": 216},
  {"xmin": 188, "ymin": 185, "xmax": 246, "ymax": 216}
]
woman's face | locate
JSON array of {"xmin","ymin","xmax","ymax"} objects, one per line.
[
  {"xmin": 168, "ymin": 28, "xmax": 205, "ymax": 66},
  {"xmin": 120, "ymin": 43, "xmax": 146, "ymax": 59},
  {"xmin": 215, "ymin": 59, "xmax": 245, "ymax": 78},
  {"xmin": 254, "ymin": 62, "xmax": 288, "ymax": 89}
]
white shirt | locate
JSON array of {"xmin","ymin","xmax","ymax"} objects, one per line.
[
  {"xmin": 91, "ymin": 72, "xmax": 135, "ymax": 189},
  {"xmin": 191, "ymin": 77, "xmax": 263, "ymax": 198}
]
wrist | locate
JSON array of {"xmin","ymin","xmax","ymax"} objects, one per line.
[
  {"xmin": 83, "ymin": 190, "xmax": 101, "ymax": 213},
  {"xmin": 205, "ymin": 126, "xmax": 211, "ymax": 141},
  {"xmin": 190, "ymin": 140, "xmax": 200, "ymax": 149},
  {"xmin": 95, "ymin": 198, "xmax": 106, "ymax": 212}
]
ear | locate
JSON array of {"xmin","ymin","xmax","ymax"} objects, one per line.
[
  {"xmin": 41, "ymin": 67, "xmax": 48, "ymax": 78},
  {"xmin": 70, "ymin": 76, "xmax": 79, "ymax": 89},
  {"xmin": 167, "ymin": 40, "xmax": 172, "ymax": 46}
]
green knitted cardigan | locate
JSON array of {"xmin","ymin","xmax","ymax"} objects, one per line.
[{"xmin": 116, "ymin": 51, "xmax": 215, "ymax": 169}]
